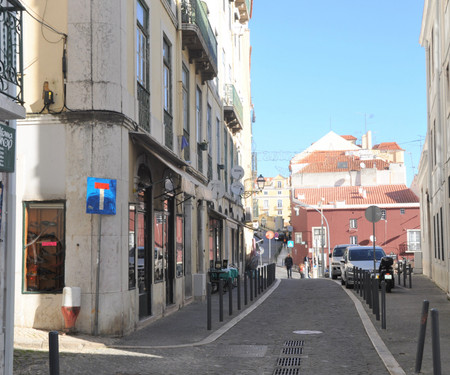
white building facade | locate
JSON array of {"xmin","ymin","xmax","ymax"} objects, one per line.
[
  {"xmin": 419, "ymin": 0, "xmax": 450, "ymax": 293},
  {"xmin": 15, "ymin": 0, "xmax": 254, "ymax": 336}
]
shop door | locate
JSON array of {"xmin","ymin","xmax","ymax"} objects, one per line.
[
  {"xmin": 164, "ymin": 199, "xmax": 175, "ymax": 305},
  {"xmin": 137, "ymin": 206, "xmax": 152, "ymax": 319}
]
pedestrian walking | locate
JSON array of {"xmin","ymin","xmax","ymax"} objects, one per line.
[{"xmin": 285, "ymin": 253, "xmax": 293, "ymax": 278}]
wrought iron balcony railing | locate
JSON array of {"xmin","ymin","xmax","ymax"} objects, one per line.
[
  {"xmin": 181, "ymin": 0, "xmax": 218, "ymax": 82},
  {"xmin": 235, "ymin": 0, "xmax": 251, "ymax": 23},
  {"xmin": 164, "ymin": 110, "xmax": 173, "ymax": 150},
  {"xmin": 224, "ymin": 84, "xmax": 243, "ymax": 133},
  {"xmin": 0, "ymin": 0, "xmax": 24, "ymax": 104},
  {"xmin": 137, "ymin": 83, "xmax": 150, "ymax": 132}
]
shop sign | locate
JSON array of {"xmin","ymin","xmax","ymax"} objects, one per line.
[{"xmin": 0, "ymin": 124, "xmax": 15, "ymax": 172}]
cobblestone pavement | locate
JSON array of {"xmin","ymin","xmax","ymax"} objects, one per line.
[{"xmin": 13, "ymin": 270, "xmax": 450, "ymax": 374}]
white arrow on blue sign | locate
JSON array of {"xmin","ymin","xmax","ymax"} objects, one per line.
[{"xmin": 86, "ymin": 177, "xmax": 117, "ymax": 215}]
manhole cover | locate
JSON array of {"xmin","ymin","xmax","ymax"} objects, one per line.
[
  {"xmin": 281, "ymin": 347, "xmax": 303, "ymax": 355},
  {"xmin": 293, "ymin": 330, "xmax": 323, "ymax": 335},
  {"xmin": 273, "ymin": 368, "xmax": 300, "ymax": 375},
  {"xmin": 277, "ymin": 357, "xmax": 301, "ymax": 367},
  {"xmin": 284, "ymin": 340, "xmax": 304, "ymax": 347}
]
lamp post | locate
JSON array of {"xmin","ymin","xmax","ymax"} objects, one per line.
[
  {"xmin": 240, "ymin": 174, "xmax": 265, "ymax": 198},
  {"xmin": 292, "ymin": 192, "xmax": 331, "ymax": 278}
]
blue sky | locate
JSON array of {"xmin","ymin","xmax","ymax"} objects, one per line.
[{"xmin": 249, "ymin": 1, "xmax": 426, "ymax": 186}]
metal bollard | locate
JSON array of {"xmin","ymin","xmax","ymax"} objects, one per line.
[
  {"xmin": 49, "ymin": 331, "xmax": 60, "ymax": 375},
  {"xmin": 237, "ymin": 275, "xmax": 241, "ymax": 310},
  {"xmin": 403, "ymin": 261, "xmax": 407, "ymax": 287},
  {"xmin": 254, "ymin": 269, "xmax": 258, "ymax": 297},
  {"xmin": 367, "ymin": 273, "xmax": 373, "ymax": 308},
  {"xmin": 359, "ymin": 269, "xmax": 363, "ymax": 297},
  {"xmin": 373, "ymin": 276, "xmax": 379, "ymax": 321},
  {"xmin": 408, "ymin": 264, "xmax": 412, "ymax": 288},
  {"xmin": 381, "ymin": 281, "xmax": 386, "ymax": 329},
  {"xmin": 207, "ymin": 283, "xmax": 212, "ymax": 330},
  {"xmin": 362, "ymin": 271, "xmax": 367, "ymax": 300},
  {"xmin": 249, "ymin": 271, "xmax": 253, "ymax": 301},
  {"xmin": 415, "ymin": 300, "xmax": 429, "ymax": 373},
  {"xmin": 398, "ymin": 263, "xmax": 401, "ymax": 285},
  {"xmin": 219, "ymin": 279, "xmax": 224, "ymax": 322},
  {"xmin": 228, "ymin": 278, "xmax": 233, "ymax": 316},
  {"xmin": 244, "ymin": 272, "xmax": 248, "ymax": 305},
  {"xmin": 431, "ymin": 309, "xmax": 441, "ymax": 375}
]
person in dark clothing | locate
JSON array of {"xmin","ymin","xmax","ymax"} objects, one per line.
[{"xmin": 284, "ymin": 253, "xmax": 293, "ymax": 278}]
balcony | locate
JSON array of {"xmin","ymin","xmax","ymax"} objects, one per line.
[
  {"xmin": 0, "ymin": 0, "xmax": 25, "ymax": 120},
  {"xmin": 181, "ymin": 0, "xmax": 218, "ymax": 82},
  {"xmin": 224, "ymin": 84, "xmax": 243, "ymax": 133},
  {"xmin": 235, "ymin": 0, "xmax": 251, "ymax": 24}
]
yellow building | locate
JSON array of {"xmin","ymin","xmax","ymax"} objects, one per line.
[
  {"xmin": 15, "ymin": 0, "xmax": 254, "ymax": 336},
  {"xmin": 254, "ymin": 175, "xmax": 291, "ymax": 232}
]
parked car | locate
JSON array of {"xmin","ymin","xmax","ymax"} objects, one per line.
[
  {"xmin": 340, "ymin": 246, "xmax": 386, "ymax": 288},
  {"xmin": 329, "ymin": 244, "xmax": 353, "ymax": 279}
]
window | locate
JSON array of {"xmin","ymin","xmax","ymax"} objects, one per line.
[
  {"xmin": 381, "ymin": 209, "xmax": 386, "ymax": 220},
  {"xmin": 407, "ymin": 230, "xmax": 421, "ymax": 252},
  {"xmin": 154, "ymin": 212, "xmax": 166, "ymax": 282},
  {"xmin": 176, "ymin": 215, "xmax": 184, "ymax": 277},
  {"xmin": 136, "ymin": 0, "xmax": 148, "ymax": 87},
  {"xmin": 207, "ymin": 105, "xmax": 212, "ymax": 156},
  {"xmin": 400, "ymin": 209, "xmax": 405, "ymax": 215},
  {"xmin": 182, "ymin": 65, "xmax": 189, "ymax": 132},
  {"xmin": 277, "ymin": 181, "xmax": 282, "ymax": 188},
  {"xmin": 263, "ymin": 200, "xmax": 269, "ymax": 209},
  {"xmin": 337, "ymin": 161, "xmax": 348, "ymax": 169},
  {"xmin": 163, "ymin": 38, "xmax": 171, "ymax": 113},
  {"xmin": 24, "ymin": 202, "xmax": 65, "ymax": 293},
  {"xmin": 295, "ymin": 232, "xmax": 302, "ymax": 243},
  {"xmin": 277, "ymin": 200, "xmax": 283, "ymax": 208},
  {"xmin": 264, "ymin": 191, "xmax": 268, "ymax": 195},
  {"xmin": 196, "ymin": 87, "xmax": 202, "ymax": 143},
  {"xmin": 278, "ymin": 191, "xmax": 282, "ymax": 195},
  {"xmin": 312, "ymin": 227, "xmax": 327, "ymax": 248},
  {"xmin": 349, "ymin": 219, "xmax": 357, "ymax": 229},
  {"xmin": 278, "ymin": 210, "xmax": 283, "ymax": 215},
  {"xmin": 216, "ymin": 118, "xmax": 220, "ymax": 162},
  {"xmin": 350, "ymin": 236, "xmax": 358, "ymax": 245}
]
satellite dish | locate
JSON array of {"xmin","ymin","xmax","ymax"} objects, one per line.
[
  {"xmin": 208, "ymin": 180, "xmax": 225, "ymax": 200},
  {"xmin": 360, "ymin": 162, "xmax": 366, "ymax": 169},
  {"xmin": 231, "ymin": 181, "xmax": 245, "ymax": 195},
  {"xmin": 231, "ymin": 165, "xmax": 245, "ymax": 180}
]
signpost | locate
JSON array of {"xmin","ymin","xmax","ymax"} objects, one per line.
[
  {"xmin": 365, "ymin": 205, "xmax": 382, "ymax": 272},
  {"xmin": 266, "ymin": 231, "xmax": 274, "ymax": 263},
  {"xmin": 86, "ymin": 177, "xmax": 117, "ymax": 335}
]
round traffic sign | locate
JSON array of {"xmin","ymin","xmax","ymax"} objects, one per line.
[
  {"xmin": 365, "ymin": 205, "xmax": 382, "ymax": 223},
  {"xmin": 266, "ymin": 231, "xmax": 274, "ymax": 240},
  {"xmin": 274, "ymin": 232, "xmax": 279, "ymax": 239}
]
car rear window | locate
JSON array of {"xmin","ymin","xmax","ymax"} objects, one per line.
[
  {"xmin": 333, "ymin": 247, "xmax": 346, "ymax": 257},
  {"xmin": 349, "ymin": 249, "xmax": 385, "ymax": 261}
]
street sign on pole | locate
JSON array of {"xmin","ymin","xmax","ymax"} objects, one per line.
[
  {"xmin": 365, "ymin": 205, "xmax": 381, "ymax": 272},
  {"xmin": 86, "ymin": 177, "xmax": 117, "ymax": 215}
]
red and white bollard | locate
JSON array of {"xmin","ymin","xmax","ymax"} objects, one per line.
[{"xmin": 61, "ymin": 287, "xmax": 81, "ymax": 334}]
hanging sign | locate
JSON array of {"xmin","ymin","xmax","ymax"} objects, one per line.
[{"xmin": 0, "ymin": 124, "xmax": 15, "ymax": 172}]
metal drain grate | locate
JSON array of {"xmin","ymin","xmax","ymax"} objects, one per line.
[
  {"xmin": 284, "ymin": 340, "xmax": 304, "ymax": 347},
  {"xmin": 273, "ymin": 368, "xmax": 300, "ymax": 375},
  {"xmin": 281, "ymin": 347, "xmax": 303, "ymax": 355},
  {"xmin": 277, "ymin": 357, "xmax": 301, "ymax": 367}
]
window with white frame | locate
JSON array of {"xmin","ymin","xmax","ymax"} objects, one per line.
[
  {"xmin": 207, "ymin": 104, "xmax": 212, "ymax": 156},
  {"xmin": 278, "ymin": 191, "xmax": 282, "ymax": 195},
  {"xmin": 277, "ymin": 181, "xmax": 282, "ymax": 188},
  {"xmin": 136, "ymin": 0, "xmax": 148, "ymax": 87},
  {"xmin": 381, "ymin": 209, "xmax": 386, "ymax": 220},
  {"xmin": 407, "ymin": 230, "xmax": 421, "ymax": 252},
  {"xmin": 350, "ymin": 236, "xmax": 358, "ymax": 245},
  {"xmin": 312, "ymin": 227, "xmax": 327, "ymax": 248},
  {"xmin": 163, "ymin": 38, "xmax": 171, "ymax": 114},
  {"xmin": 349, "ymin": 218, "xmax": 357, "ymax": 229},
  {"xmin": 295, "ymin": 232, "xmax": 302, "ymax": 243},
  {"xmin": 263, "ymin": 200, "xmax": 268, "ymax": 209},
  {"xmin": 277, "ymin": 199, "xmax": 282, "ymax": 208},
  {"xmin": 196, "ymin": 87, "xmax": 202, "ymax": 143}
]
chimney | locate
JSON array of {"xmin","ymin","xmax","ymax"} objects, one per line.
[
  {"xmin": 362, "ymin": 134, "xmax": 367, "ymax": 149},
  {"xmin": 367, "ymin": 130, "xmax": 372, "ymax": 149}
]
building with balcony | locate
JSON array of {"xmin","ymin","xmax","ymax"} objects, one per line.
[
  {"xmin": 14, "ymin": 0, "xmax": 254, "ymax": 336},
  {"xmin": 0, "ymin": 0, "xmax": 25, "ymax": 372},
  {"xmin": 419, "ymin": 0, "xmax": 450, "ymax": 294}
]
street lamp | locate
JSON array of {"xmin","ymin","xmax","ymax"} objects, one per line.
[
  {"xmin": 292, "ymin": 191, "xmax": 331, "ymax": 278},
  {"xmin": 241, "ymin": 174, "xmax": 265, "ymax": 198}
]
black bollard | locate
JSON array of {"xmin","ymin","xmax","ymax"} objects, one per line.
[
  {"xmin": 244, "ymin": 272, "xmax": 248, "ymax": 305},
  {"xmin": 49, "ymin": 331, "xmax": 60, "ymax": 375},
  {"xmin": 381, "ymin": 281, "xmax": 386, "ymax": 329},
  {"xmin": 237, "ymin": 275, "xmax": 241, "ymax": 310},
  {"xmin": 431, "ymin": 309, "xmax": 441, "ymax": 375},
  {"xmin": 359, "ymin": 269, "xmax": 363, "ymax": 297},
  {"xmin": 415, "ymin": 300, "xmax": 429, "ymax": 373},
  {"xmin": 373, "ymin": 276, "xmax": 379, "ymax": 321},
  {"xmin": 408, "ymin": 264, "xmax": 412, "ymax": 288},
  {"xmin": 228, "ymin": 278, "xmax": 233, "ymax": 316},
  {"xmin": 398, "ymin": 263, "xmax": 401, "ymax": 285},
  {"xmin": 207, "ymin": 283, "xmax": 212, "ymax": 330},
  {"xmin": 254, "ymin": 269, "xmax": 258, "ymax": 297},
  {"xmin": 249, "ymin": 271, "xmax": 253, "ymax": 301},
  {"xmin": 219, "ymin": 279, "xmax": 224, "ymax": 322},
  {"xmin": 403, "ymin": 261, "xmax": 407, "ymax": 287}
]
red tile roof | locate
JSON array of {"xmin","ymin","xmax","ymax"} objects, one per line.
[
  {"xmin": 294, "ymin": 185, "xmax": 419, "ymax": 206},
  {"xmin": 341, "ymin": 135, "xmax": 357, "ymax": 141},
  {"xmin": 372, "ymin": 142, "xmax": 404, "ymax": 151},
  {"xmin": 291, "ymin": 151, "xmax": 389, "ymax": 173}
]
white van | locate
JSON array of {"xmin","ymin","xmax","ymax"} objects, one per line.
[{"xmin": 330, "ymin": 244, "xmax": 352, "ymax": 279}]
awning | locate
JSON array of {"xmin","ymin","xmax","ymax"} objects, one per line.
[{"xmin": 130, "ymin": 132, "xmax": 199, "ymax": 197}]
